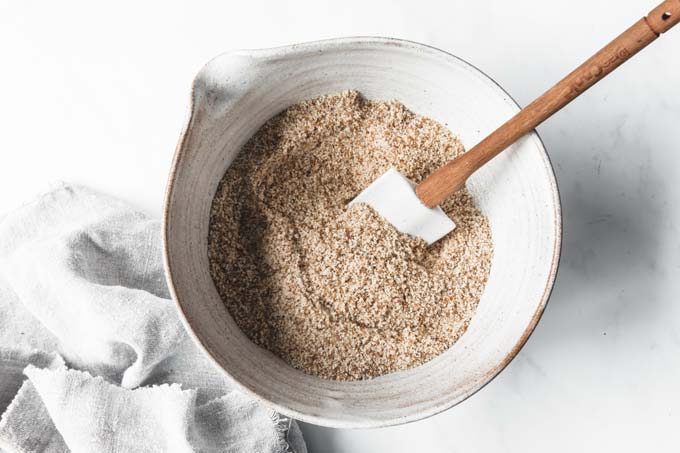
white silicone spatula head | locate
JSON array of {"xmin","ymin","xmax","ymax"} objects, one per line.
[{"xmin": 350, "ymin": 168, "xmax": 455, "ymax": 245}]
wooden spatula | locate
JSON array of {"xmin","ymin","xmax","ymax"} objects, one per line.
[{"xmin": 353, "ymin": 0, "xmax": 680, "ymax": 245}]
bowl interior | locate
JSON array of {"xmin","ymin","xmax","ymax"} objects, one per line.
[{"xmin": 164, "ymin": 38, "xmax": 560, "ymax": 428}]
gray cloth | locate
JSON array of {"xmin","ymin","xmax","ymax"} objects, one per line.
[{"xmin": 0, "ymin": 184, "xmax": 306, "ymax": 453}]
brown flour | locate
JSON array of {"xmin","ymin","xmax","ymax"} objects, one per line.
[{"xmin": 208, "ymin": 91, "xmax": 493, "ymax": 380}]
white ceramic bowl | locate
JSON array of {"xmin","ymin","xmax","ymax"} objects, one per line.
[{"xmin": 163, "ymin": 37, "xmax": 561, "ymax": 428}]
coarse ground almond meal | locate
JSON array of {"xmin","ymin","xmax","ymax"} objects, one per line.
[{"xmin": 208, "ymin": 91, "xmax": 493, "ymax": 381}]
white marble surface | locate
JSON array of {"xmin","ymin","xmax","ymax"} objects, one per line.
[{"xmin": 2, "ymin": 1, "xmax": 679, "ymax": 451}]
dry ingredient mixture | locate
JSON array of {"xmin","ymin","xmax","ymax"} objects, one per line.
[{"xmin": 208, "ymin": 91, "xmax": 493, "ymax": 380}]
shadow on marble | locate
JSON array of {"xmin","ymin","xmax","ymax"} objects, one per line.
[
  {"xmin": 298, "ymin": 423, "xmax": 344, "ymax": 453},
  {"xmin": 539, "ymin": 105, "xmax": 670, "ymax": 339}
]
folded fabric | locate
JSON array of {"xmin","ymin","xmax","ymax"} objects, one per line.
[{"xmin": 0, "ymin": 184, "xmax": 306, "ymax": 453}]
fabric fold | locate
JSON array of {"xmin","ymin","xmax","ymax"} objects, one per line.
[
  {"xmin": 0, "ymin": 185, "xmax": 185, "ymax": 387},
  {"xmin": 0, "ymin": 355, "xmax": 68, "ymax": 453},
  {"xmin": 0, "ymin": 185, "xmax": 306, "ymax": 453}
]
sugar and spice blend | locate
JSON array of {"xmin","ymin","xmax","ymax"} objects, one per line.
[{"xmin": 208, "ymin": 91, "xmax": 493, "ymax": 380}]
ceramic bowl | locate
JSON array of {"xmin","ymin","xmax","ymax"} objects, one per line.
[{"xmin": 163, "ymin": 37, "xmax": 561, "ymax": 428}]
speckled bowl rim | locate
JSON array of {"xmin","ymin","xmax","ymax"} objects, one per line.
[{"xmin": 163, "ymin": 36, "xmax": 562, "ymax": 428}]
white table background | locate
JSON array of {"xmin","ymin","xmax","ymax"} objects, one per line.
[{"xmin": 2, "ymin": 1, "xmax": 679, "ymax": 451}]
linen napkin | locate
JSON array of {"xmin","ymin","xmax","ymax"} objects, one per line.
[{"xmin": 0, "ymin": 184, "xmax": 306, "ymax": 453}]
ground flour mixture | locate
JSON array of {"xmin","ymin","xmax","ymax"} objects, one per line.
[{"xmin": 208, "ymin": 91, "xmax": 493, "ymax": 380}]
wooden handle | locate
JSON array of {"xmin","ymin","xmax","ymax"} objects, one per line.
[{"xmin": 416, "ymin": 0, "xmax": 680, "ymax": 208}]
